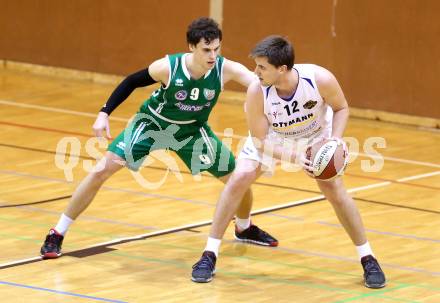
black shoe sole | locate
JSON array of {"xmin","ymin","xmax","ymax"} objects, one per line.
[
  {"xmin": 41, "ymin": 252, "xmax": 62, "ymax": 259},
  {"xmin": 234, "ymin": 235, "xmax": 278, "ymax": 246},
  {"xmin": 365, "ymin": 281, "xmax": 386, "ymax": 289},
  {"xmin": 191, "ymin": 270, "xmax": 216, "ymax": 283},
  {"xmin": 191, "ymin": 276, "xmax": 213, "ymax": 283}
]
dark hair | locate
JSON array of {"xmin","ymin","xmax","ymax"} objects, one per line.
[
  {"xmin": 186, "ymin": 17, "xmax": 222, "ymax": 46},
  {"xmin": 251, "ymin": 35, "xmax": 295, "ymax": 69}
]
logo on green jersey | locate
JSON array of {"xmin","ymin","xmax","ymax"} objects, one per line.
[
  {"xmin": 203, "ymin": 89, "xmax": 216, "ymax": 100},
  {"xmin": 175, "ymin": 78, "xmax": 184, "ymax": 87},
  {"xmin": 175, "ymin": 90, "xmax": 188, "ymax": 101}
]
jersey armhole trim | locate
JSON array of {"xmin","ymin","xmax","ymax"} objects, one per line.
[
  {"xmin": 220, "ymin": 57, "xmax": 225, "ymax": 91},
  {"xmin": 261, "ymin": 85, "xmax": 269, "ymax": 115},
  {"xmin": 162, "ymin": 55, "xmax": 173, "ymax": 89}
]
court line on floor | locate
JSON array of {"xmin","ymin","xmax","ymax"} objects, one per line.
[
  {"xmin": 1, "ymin": 138, "xmax": 439, "ymax": 218},
  {"xmin": 354, "ymin": 197, "xmax": 440, "ymax": 215},
  {"xmin": 329, "ymin": 285, "xmax": 415, "ymax": 303},
  {"xmin": 1, "ymin": 169, "xmax": 438, "ymax": 270},
  {"xmin": 111, "ymin": 249, "xmax": 417, "ymax": 302},
  {"xmin": 0, "ymin": 120, "xmax": 91, "ymax": 138},
  {"xmin": 2, "ymin": 225, "xmax": 412, "ymax": 301},
  {"xmin": 1, "ymin": 211, "xmax": 439, "ymax": 286},
  {"xmin": 0, "ymin": 280, "xmax": 128, "ymax": 303},
  {"xmin": 5, "ymin": 168, "xmax": 433, "ymax": 217},
  {"xmin": 345, "ymin": 172, "xmax": 440, "ymax": 191},
  {"xmin": 274, "ymin": 246, "xmax": 440, "ymax": 277},
  {"xmin": 130, "ymin": 235, "xmax": 440, "ymax": 280},
  {"xmin": 317, "ymin": 221, "xmax": 440, "ymax": 243},
  {"xmin": 2, "ymin": 142, "xmax": 440, "ymax": 196},
  {"xmin": 0, "ymin": 142, "xmax": 88, "ymax": 159},
  {"xmin": 110, "ymin": 251, "xmax": 422, "ymax": 302},
  {"xmin": 3, "ymin": 202, "xmax": 440, "ymax": 275},
  {"xmin": 2, "ymin": 116, "xmax": 439, "ymax": 171},
  {"xmin": 0, "ymin": 169, "xmax": 214, "ymax": 207},
  {"xmin": 2, "ymin": 99, "xmax": 440, "ymax": 168},
  {"xmin": 1, "ymin": 165, "xmax": 439, "ymax": 251},
  {"xmin": 149, "ymin": 240, "xmax": 440, "ymax": 283},
  {"xmin": 1, "ymin": 226, "xmax": 438, "ymax": 298},
  {"xmin": 0, "ymin": 211, "xmax": 158, "ymax": 237},
  {"xmin": 2, "ymin": 79, "xmax": 436, "ymax": 302},
  {"xmin": 105, "ymin": 250, "xmax": 412, "ymax": 301},
  {"xmin": 0, "ymin": 99, "xmax": 128, "ymax": 121},
  {"xmin": 262, "ymin": 213, "xmax": 440, "ymax": 243},
  {"xmin": 0, "ymin": 196, "xmax": 324, "ymax": 270},
  {"xmin": 0, "ymin": 195, "xmax": 71, "ymax": 208},
  {"xmin": 5, "ymin": 194, "xmax": 439, "ymax": 252},
  {"xmin": 356, "ymin": 152, "xmax": 440, "ymax": 169},
  {"xmin": 1, "ymin": 166, "xmax": 439, "ymax": 240}
]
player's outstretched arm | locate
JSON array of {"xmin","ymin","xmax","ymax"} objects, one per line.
[
  {"xmin": 93, "ymin": 58, "xmax": 169, "ymax": 138},
  {"xmin": 222, "ymin": 59, "xmax": 257, "ymax": 88}
]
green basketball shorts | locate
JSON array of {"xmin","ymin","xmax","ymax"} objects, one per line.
[{"xmin": 108, "ymin": 111, "xmax": 235, "ymax": 178}]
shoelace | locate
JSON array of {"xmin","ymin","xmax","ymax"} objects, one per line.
[
  {"xmin": 192, "ymin": 255, "xmax": 214, "ymax": 270},
  {"xmin": 247, "ymin": 225, "xmax": 260, "ymax": 235},
  {"xmin": 364, "ymin": 259, "xmax": 381, "ymax": 273},
  {"xmin": 249, "ymin": 225, "xmax": 269, "ymax": 237},
  {"xmin": 45, "ymin": 234, "xmax": 61, "ymax": 247}
]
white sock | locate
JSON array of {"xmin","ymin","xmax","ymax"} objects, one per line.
[
  {"xmin": 356, "ymin": 241, "xmax": 374, "ymax": 260},
  {"xmin": 235, "ymin": 217, "xmax": 251, "ymax": 231},
  {"xmin": 204, "ymin": 237, "xmax": 222, "ymax": 257},
  {"xmin": 54, "ymin": 213, "xmax": 74, "ymax": 235}
]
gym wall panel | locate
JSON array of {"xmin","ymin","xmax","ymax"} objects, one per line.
[
  {"xmin": 0, "ymin": 0, "xmax": 439, "ymax": 119},
  {"xmin": 222, "ymin": 0, "xmax": 335, "ymax": 89},
  {"xmin": 0, "ymin": 0, "xmax": 208, "ymax": 74},
  {"xmin": 222, "ymin": 0, "xmax": 440, "ymax": 119}
]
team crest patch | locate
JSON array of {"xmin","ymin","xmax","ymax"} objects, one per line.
[
  {"xmin": 175, "ymin": 90, "xmax": 188, "ymax": 101},
  {"xmin": 303, "ymin": 100, "xmax": 318, "ymax": 109},
  {"xmin": 203, "ymin": 88, "xmax": 216, "ymax": 100}
]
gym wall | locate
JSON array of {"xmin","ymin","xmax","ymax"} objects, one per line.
[{"xmin": 0, "ymin": 0, "xmax": 438, "ymax": 119}]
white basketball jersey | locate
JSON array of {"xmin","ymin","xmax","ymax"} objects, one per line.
[{"xmin": 262, "ymin": 64, "xmax": 333, "ymax": 140}]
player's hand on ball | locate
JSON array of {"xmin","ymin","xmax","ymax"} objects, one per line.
[
  {"xmin": 330, "ymin": 136, "xmax": 348, "ymax": 158},
  {"xmin": 304, "ymin": 138, "xmax": 348, "ymax": 180},
  {"xmin": 299, "ymin": 152, "xmax": 314, "ymax": 178}
]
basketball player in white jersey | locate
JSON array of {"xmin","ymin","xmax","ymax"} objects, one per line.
[{"xmin": 192, "ymin": 36, "xmax": 386, "ymax": 288}]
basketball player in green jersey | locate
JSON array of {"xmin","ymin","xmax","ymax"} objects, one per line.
[{"xmin": 40, "ymin": 18, "xmax": 278, "ymax": 260}]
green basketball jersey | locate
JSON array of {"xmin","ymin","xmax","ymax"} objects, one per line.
[{"xmin": 143, "ymin": 53, "xmax": 224, "ymax": 124}]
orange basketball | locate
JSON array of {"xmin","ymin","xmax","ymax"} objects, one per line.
[{"xmin": 305, "ymin": 138, "xmax": 348, "ymax": 181}]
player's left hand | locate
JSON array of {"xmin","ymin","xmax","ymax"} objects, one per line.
[
  {"xmin": 93, "ymin": 112, "xmax": 112, "ymax": 139},
  {"xmin": 299, "ymin": 152, "xmax": 315, "ymax": 178},
  {"xmin": 330, "ymin": 136, "xmax": 348, "ymax": 157}
]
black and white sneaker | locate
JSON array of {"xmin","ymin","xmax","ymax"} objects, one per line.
[
  {"xmin": 234, "ymin": 224, "xmax": 278, "ymax": 247},
  {"xmin": 191, "ymin": 251, "xmax": 217, "ymax": 283},
  {"xmin": 40, "ymin": 228, "xmax": 64, "ymax": 259},
  {"xmin": 361, "ymin": 255, "xmax": 386, "ymax": 288}
]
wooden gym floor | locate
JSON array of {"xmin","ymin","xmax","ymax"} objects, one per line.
[{"xmin": 0, "ymin": 68, "xmax": 439, "ymax": 302}]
